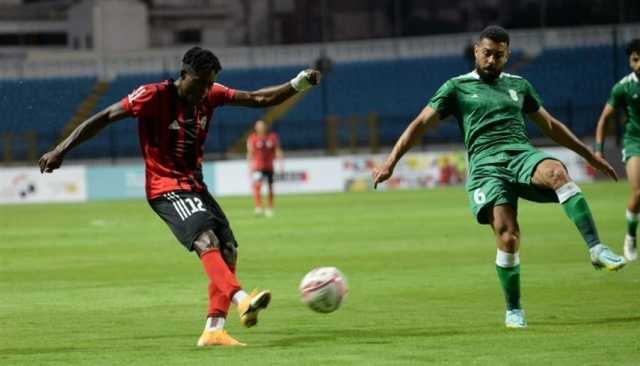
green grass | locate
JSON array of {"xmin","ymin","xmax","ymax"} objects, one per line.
[{"xmin": 1, "ymin": 181, "xmax": 639, "ymax": 365}]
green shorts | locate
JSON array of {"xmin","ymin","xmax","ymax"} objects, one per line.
[
  {"xmin": 622, "ymin": 140, "xmax": 640, "ymax": 163},
  {"xmin": 466, "ymin": 149, "xmax": 560, "ymax": 225}
]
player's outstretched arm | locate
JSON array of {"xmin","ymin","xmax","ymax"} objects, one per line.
[
  {"xmin": 373, "ymin": 106, "xmax": 440, "ymax": 188},
  {"xmin": 39, "ymin": 101, "xmax": 129, "ymax": 173},
  {"xmin": 529, "ymin": 106, "xmax": 617, "ymax": 180},
  {"xmin": 229, "ymin": 69, "xmax": 321, "ymax": 108},
  {"xmin": 594, "ymin": 104, "xmax": 616, "ymax": 157}
]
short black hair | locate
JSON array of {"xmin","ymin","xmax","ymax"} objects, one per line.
[
  {"xmin": 478, "ymin": 25, "xmax": 510, "ymax": 46},
  {"xmin": 182, "ymin": 46, "xmax": 222, "ymax": 74},
  {"xmin": 626, "ymin": 39, "xmax": 640, "ymax": 56}
]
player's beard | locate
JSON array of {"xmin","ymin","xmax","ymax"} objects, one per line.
[{"xmin": 476, "ymin": 65, "xmax": 501, "ymax": 82}]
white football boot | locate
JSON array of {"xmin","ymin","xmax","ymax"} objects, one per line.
[{"xmin": 505, "ymin": 309, "xmax": 527, "ymax": 329}]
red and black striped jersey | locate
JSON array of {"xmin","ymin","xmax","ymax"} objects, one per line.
[
  {"xmin": 247, "ymin": 132, "xmax": 279, "ymax": 172},
  {"xmin": 121, "ymin": 80, "xmax": 236, "ymax": 199}
]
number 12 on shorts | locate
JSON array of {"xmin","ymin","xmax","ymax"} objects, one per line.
[{"xmin": 164, "ymin": 192, "xmax": 206, "ymax": 220}]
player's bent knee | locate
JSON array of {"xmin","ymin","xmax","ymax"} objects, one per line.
[
  {"xmin": 493, "ymin": 222, "xmax": 520, "ymax": 251},
  {"xmin": 551, "ymin": 167, "xmax": 570, "ymax": 186},
  {"xmin": 541, "ymin": 161, "xmax": 569, "ymax": 187},
  {"xmin": 221, "ymin": 242, "xmax": 238, "ymax": 267},
  {"xmin": 498, "ymin": 232, "xmax": 519, "ymax": 252},
  {"xmin": 193, "ymin": 230, "xmax": 221, "ymax": 256}
]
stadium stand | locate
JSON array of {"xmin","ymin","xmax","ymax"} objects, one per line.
[
  {"xmin": 0, "ymin": 44, "xmax": 632, "ymax": 161},
  {"xmin": 0, "ymin": 76, "xmax": 95, "ymax": 160}
]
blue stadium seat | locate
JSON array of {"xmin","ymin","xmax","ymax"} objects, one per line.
[
  {"xmin": 0, "ymin": 76, "xmax": 96, "ymax": 160},
  {"xmin": 1, "ymin": 45, "xmax": 630, "ymax": 161}
]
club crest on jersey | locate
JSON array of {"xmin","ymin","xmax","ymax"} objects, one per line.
[
  {"xmin": 508, "ymin": 89, "xmax": 518, "ymax": 102},
  {"xmin": 168, "ymin": 120, "xmax": 180, "ymax": 130},
  {"xmin": 199, "ymin": 115, "xmax": 208, "ymax": 129}
]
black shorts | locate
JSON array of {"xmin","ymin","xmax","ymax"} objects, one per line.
[
  {"xmin": 252, "ymin": 170, "xmax": 274, "ymax": 185},
  {"xmin": 148, "ymin": 190, "xmax": 237, "ymax": 251}
]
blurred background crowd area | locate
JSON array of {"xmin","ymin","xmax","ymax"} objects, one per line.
[{"xmin": 0, "ymin": 0, "xmax": 638, "ymax": 163}]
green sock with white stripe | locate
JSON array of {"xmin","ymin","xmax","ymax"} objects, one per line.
[
  {"xmin": 495, "ymin": 249, "xmax": 521, "ymax": 311},
  {"xmin": 626, "ymin": 209, "xmax": 638, "ymax": 238},
  {"xmin": 556, "ymin": 182, "xmax": 600, "ymax": 249}
]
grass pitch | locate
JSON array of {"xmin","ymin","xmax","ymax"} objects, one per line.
[{"xmin": 1, "ymin": 181, "xmax": 639, "ymax": 365}]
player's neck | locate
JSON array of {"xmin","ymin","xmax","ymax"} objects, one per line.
[{"xmin": 174, "ymin": 79, "xmax": 195, "ymax": 106}]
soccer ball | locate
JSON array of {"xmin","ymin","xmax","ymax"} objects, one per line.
[{"xmin": 299, "ymin": 266, "xmax": 348, "ymax": 313}]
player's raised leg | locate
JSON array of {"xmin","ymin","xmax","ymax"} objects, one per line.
[
  {"xmin": 532, "ymin": 159, "xmax": 626, "ymax": 270},
  {"xmin": 489, "ymin": 204, "xmax": 526, "ymax": 328},
  {"xmin": 195, "ymin": 230, "xmax": 246, "ymax": 346},
  {"xmin": 624, "ymin": 156, "xmax": 640, "ymax": 261}
]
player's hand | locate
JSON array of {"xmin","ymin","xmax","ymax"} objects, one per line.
[
  {"xmin": 588, "ymin": 154, "xmax": 617, "ymax": 181},
  {"xmin": 304, "ymin": 69, "xmax": 321, "ymax": 86},
  {"xmin": 372, "ymin": 162, "xmax": 394, "ymax": 189},
  {"xmin": 291, "ymin": 70, "xmax": 321, "ymax": 91},
  {"xmin": 38, "ymin": 149, "xmax": 64, "ymax": 173}
]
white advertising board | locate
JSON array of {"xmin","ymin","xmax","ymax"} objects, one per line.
[
  {"xmin": 213, "ymin": 157, "xmax": 343, "ymax": 196},
  {"xmin": 0, "ymin": 166, "xmax": 87, "ymax": 204},
  {"xmin": 342, "ymin": 151, "xmax": 467, "ymax": 191}
]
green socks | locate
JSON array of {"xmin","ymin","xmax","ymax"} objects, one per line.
[
  {"xmin": 626, "ymin": 209, "xmax": 639, "ymax": 238},
  {"xmin": 496, "ymin": 249, "xmax": 521, "ymax": 310},
  {"xmin": 556, "ymin": 182, "xmax": 600, "ymax": 249}
]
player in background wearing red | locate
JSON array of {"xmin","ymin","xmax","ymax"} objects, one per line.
[
  {"xmin": 39, "ymin": 47, "xmax": 321, "ymax": 346},
  {"xmin": 247, "ymin": 120, "xmax": 283, "ymax": 217}
]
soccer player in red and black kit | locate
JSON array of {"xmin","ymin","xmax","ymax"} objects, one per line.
[
  {"xmin": 38, "ymin": 47, "xmax": 321, "ymax": 346},
  {"xmin": 247, "ymin": 120, "xmax": 282, "ymax": 217}
]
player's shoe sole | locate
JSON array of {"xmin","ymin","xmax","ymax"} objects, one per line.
[
  {"xmin": 239, "ymin": 290, "xmax": 271, "ymax": 328},
  {"xmin": 197, "ymin": 330, "xmax": 246, "ymax": 347}
]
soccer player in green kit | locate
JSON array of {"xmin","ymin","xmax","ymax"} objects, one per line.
[
  {"xmin": 594, "ymin": 39, "xmax": 640, "ymax": 262},
  {"xmin": 373, "ymin": 26, "xmax": 626, "ymax": 328}
]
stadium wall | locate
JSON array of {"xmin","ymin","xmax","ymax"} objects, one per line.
[
  {"xmin": 0, "ymin": 147, "xmax": 593, "ymax": 204},
  {"xmin": 0, "ymin": 23, "xmax": 637, "ymax": 80}
]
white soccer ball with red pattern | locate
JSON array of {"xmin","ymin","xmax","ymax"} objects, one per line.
[{"xmin": 299, "ymin": 267, "xmax": 348, "ymax": 313}]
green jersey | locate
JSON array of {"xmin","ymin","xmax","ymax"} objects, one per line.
[
  {"xmin": 607, "ymin": 72, "xmax": 640, "ymax": 145},
  {"xmin": 428, "ymin": 70, "xmax": 542, "ymax": 163}
]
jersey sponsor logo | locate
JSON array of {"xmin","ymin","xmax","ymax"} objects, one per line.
[
  {"xmin": 275, "ymin": 171, "xmax": 308, "ymax": 182},
  {"xmin": 168, "ymin": 120, "xmax": 180, "ymax": 130},
  {"xmin": 164, "ymin": 192, "xmax": 206, "ymax": 221},
  {"xmin": 199, "ymin": 115, "xmax": 208, "ymax": 129},
  {"xmin": 508, "ymin": 89, "xmax": 519, "ymax": 102}
]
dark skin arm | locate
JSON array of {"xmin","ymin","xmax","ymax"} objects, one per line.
[
  {"xmin": 39, "ymin": 101, "xmax": 129, "ymax": 173},
  {"xmin": 528, "ymin": 106, "xmax": 617, "ymax": 180},
  {"xmin": 229, "ymin": 69, "xmax": 321, "ymax": 107}
]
